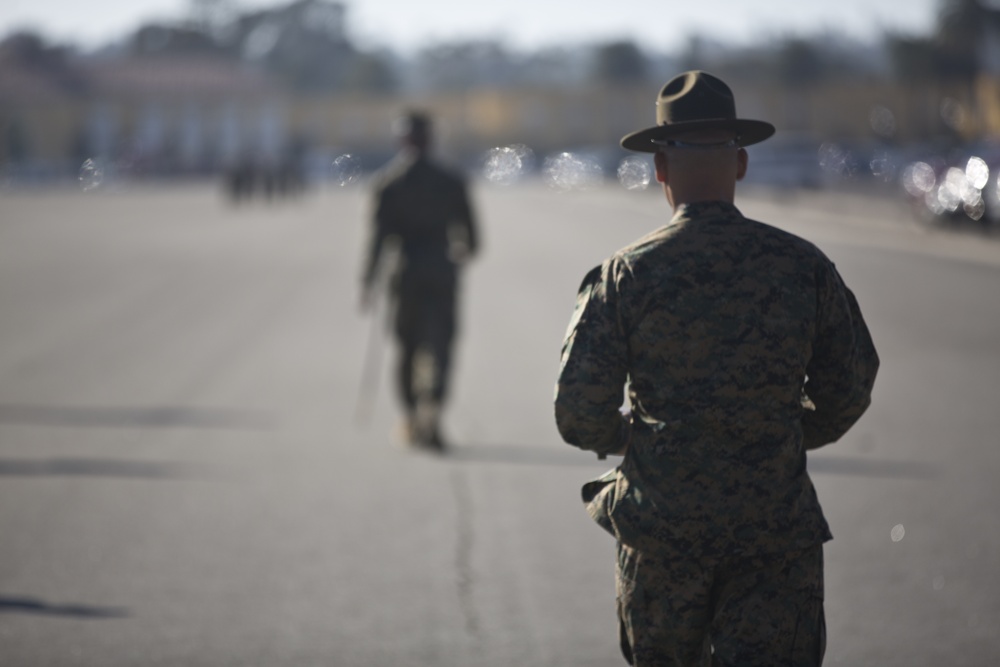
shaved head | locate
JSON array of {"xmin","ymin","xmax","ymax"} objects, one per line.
[{"xmin": 653, "ymin": 129, "xmax": 748, "ymax": 208}]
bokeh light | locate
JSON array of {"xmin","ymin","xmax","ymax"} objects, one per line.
[
  {"xmin": 965, "ymin": 156, "xmax": 990, "ymax": 190},
  {"xmin": 937, "ymin": 167, "xmax": 968, "ymax": 212},
  {"xmin": 78, "ymin": 158, "xmax": 105, "ymax": 191},
  {"xmin": 818, "ymin": 142, "xmax": 855, "ymax": 178},
  {"xmin": 929, "ymin": 161, "xmax": 989, "ymax": 220},
  {"xmin": 925, "ymin": 190, "xmax": 946, "ymax": 216},
  {"xmin": 941, "ymin": 97, "xmax": 967, "ymax": 131},
  {"xmin": 869, "ymin": 151, "xmax": 897, "ymax": 183},
  {"xmin": 902, "ymin": 162, "xmax": 937, "ymax": 197},
  {"xmin": 617, "ymin": 156, "xmax": 651, "ymax": 191},
  {"xmin": 331, "ymin": 154, "xmax": 362, "ymax": 186},
  {"xmin": 482, "ymin": 144, "xmax": 534, "ymax": 185},
  {"xmin": 542, "ymin": 152, "xmax": 602, "ymax": 191},
  {"xmin": 965, "ymin": 197, "xmax": 987, "ymax": 221},
  {"xmin": 869, "ymin": 105, "xmax": 897, "ymax": 139}
]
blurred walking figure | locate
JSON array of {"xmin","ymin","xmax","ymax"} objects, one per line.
[
  {"xmin": 554, "ymin": 71, "xmax": 879, "ymax": 666},
  {"xmin": 360, "ymin": 111, "xmax": 479, "ymax": 451}
]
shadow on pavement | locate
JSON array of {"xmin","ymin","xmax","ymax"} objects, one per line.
[
  {"xmin": 0, "ymin": 404, "xmax": 275, "ymax": 431},
  {"xmin": 808, "ymin": 455, "xmax": 938, "ymax": 479},
  {"xmin": 445, "ymin": 443, "xmax": 609, "ymax": 467},
  {"xmin": 446, "ymin": 446, "xmax": 938, "ymax": 479},
  {"xmin": 0, "ymin": 458, "xmax": 188, "ymax": 479},
  {"xmin": 0, "ymin": 596, "xmax": 129, "ymax": 619}
]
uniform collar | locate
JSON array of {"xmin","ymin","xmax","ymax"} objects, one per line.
[{"xmin": 671, "ymin": 200, "xmax": 742, "ymax": 224}]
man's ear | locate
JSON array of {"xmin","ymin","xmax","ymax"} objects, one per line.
[
  {"xmin": 654, "ymin": 150, "xmax": 668, "ymax": 183},
  {"xmin": 736, "ymin": 147, "xmax": 748, "ymax": 181}
]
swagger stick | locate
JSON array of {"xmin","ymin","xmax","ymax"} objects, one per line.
[{"xmin": 355, "ymin": 283, "xmax": 385, "ymax": 427}]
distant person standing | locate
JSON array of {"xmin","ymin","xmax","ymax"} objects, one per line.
[
  {"xmin": 360, "ymin": 111, "xmax": 479, "ymax": 451},
  {"xmin": 554, "ymin": 71, "xmax": 879, "ymax": 665}
]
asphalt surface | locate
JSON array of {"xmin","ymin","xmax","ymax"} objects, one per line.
[{"xmin": 1, "ymin": 180, "xmax": 998, "ymax": 666}]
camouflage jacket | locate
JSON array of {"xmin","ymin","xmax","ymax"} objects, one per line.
[
  {"xmin": 555, "ymin": 200, "xmax": 879, "ymax": 558},
  {"xmin": 362, "ymin": 152, "xmax": 478, "ymax": 290}
]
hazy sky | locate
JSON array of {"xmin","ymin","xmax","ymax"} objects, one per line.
[{"xmin": 0, "ymin": 0, "xmax": 941, "ymax": 53}]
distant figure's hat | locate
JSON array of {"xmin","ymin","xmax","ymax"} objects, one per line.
[
  {"xmin": 620, "ymin": 71, "xmax": 775, "ymax": 153},
  {"xmin": 393, "ymin": 110, "xmax": 432, "ymax": 139}
]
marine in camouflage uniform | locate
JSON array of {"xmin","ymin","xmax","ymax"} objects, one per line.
[
  {"xmin": 361, "ymin": 111, "xmax": 478, "ymax": 449},
  {"xmin": 554, "ymin": 72, "xmax": 879, "ymax": 666}
]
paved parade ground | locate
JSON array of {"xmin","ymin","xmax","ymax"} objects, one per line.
[{"xmin": 1, "ymin": 180, "xmax": 999, "ymax": 665}]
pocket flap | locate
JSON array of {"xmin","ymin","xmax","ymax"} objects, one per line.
[{"xmin": 581, "ymin": 467, "xmax": 619, "ymax": 536}]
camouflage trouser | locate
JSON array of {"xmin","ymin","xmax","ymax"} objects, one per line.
[
  {"xmin": 616, "ymin": 542, "xmax": 825, "ymax": 667},
  {"xmin": 392, "ymin": 275, "xmax": 457, "ymax": 410}
]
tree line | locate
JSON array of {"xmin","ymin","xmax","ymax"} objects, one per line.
[{"xmin": 1, "ymin": 0, "xmax": 998, "ymax": 95}]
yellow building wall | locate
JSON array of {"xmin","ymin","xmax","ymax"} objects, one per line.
[{"xmin": 5, "ymin": 76, "xmax": 999, "ymax": 170}]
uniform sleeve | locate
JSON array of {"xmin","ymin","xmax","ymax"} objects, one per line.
[
  {"xmin": 456, "ymin": 179, "xmax": 480, "ymax": 258},
  {"xmin": 554, "ymin": 260, "xmax": 631, "ymax": 456},
  {"xmin": 361, "ymin": 184, "xmax": 392, "ymax": 289},
  {"xmin": 802, "ymin": 262, "xmax": 880, "ymax": 449}
]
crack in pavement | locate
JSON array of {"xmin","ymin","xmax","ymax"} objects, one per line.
[{"xmin": 450, "ymin": 467, "xmax": 481, "ymax": 643}]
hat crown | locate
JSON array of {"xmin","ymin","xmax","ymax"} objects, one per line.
[
  {"xmin": 656, "ymin": 71, "xmax": 737, "ymax": 126},
  {"xmin": 620, "ymin": 70, "xmax": 775, "ymax": 152}
]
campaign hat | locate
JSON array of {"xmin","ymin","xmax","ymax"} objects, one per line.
[{"xmin": 620, "ymin": 70, "xmax": 775, "ymax": 153}]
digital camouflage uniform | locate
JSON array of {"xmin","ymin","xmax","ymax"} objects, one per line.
[
  {"xmin": 363, "ymin": 152, "xmax": 478, "ymax": 413},
  {"xmin": 555, "ymin": 201, "xmax": 879, "ymax": 666}
]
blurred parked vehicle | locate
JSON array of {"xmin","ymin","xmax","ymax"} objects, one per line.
[
  {"xmin": 742, "ymin": 133, "xmax": 824, "ymax": 189},
  {"xmin": 900, "ymin": 143, "xmax": 1000, "ymax": 230}
]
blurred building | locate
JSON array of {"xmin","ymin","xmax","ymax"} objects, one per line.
[
  {"xmin": 84, "ymin": 57, "xmax": 287, "ymax": 172},
  {"xmin": 2, "ymin": 0, "xmax": 1000, "ymax": 185},
  {"xmin": 1, "ymin": 58, "xmax": 291, "ymax": 177}
]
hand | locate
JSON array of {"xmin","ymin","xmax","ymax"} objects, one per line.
[
  {"xmin": 448, "ymin": 241, "xmax": 475, "ymax": 266},
  {"xmin": 359, "ymin": 287, "xmax": 375, "ymax": 314},
  {"xmin": 598, "ymin": 415, "xmax": 632, "ymax": 459},
  {"xmin": 611, "ymin": 411, "xmax": 633, "ymax": 456}
]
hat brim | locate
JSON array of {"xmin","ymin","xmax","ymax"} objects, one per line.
[{"xmin": 620, "ymin": 119, "xmax": 776, "ymax": 153}]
